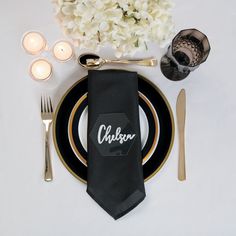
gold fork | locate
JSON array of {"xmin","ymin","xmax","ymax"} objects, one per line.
[{"xmin": 41, "ymin": 95, "xmax": 53, "ymax": 182}]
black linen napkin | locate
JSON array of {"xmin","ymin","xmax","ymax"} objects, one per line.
[{"xmin": 87, "ymin": 69, "xmax": 146, "ymax": 220}]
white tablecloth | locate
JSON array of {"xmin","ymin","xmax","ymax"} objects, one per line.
[{"xmin": 1, "ymin": 1, "xmax": 236, "ymax": 235}]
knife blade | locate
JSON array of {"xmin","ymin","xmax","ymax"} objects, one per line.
[{"xmin": 176, "ymin": 89, "xmax": 186, "ymax": 181}]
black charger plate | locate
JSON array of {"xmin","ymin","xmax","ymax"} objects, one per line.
[{"xmin": 53, "ymin": 74, "xmax": 174, "ymax": 183}]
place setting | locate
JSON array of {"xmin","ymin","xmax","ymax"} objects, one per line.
[{"xmin": 21, "ymin": 0, "xmax": 211, "ymax": 220}]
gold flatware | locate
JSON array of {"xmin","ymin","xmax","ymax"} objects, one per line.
[
  {"xmin": 41, "ymin": 95, "xmax": 54, "ymax": 182},
  {"xmin": 78, "ymin": 53, "xmax": 158, "ymax": 69},
  {"xmin": 176, "ymin": 89, "xmax": 186, "ymax": 181}
]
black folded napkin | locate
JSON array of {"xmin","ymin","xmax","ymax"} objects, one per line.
[{"xmin": 87, "ymin": 69, "xmax": 146, "ymax": 220}]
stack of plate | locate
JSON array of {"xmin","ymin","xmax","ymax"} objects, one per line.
[{"xmin": 53, "ymin": 74, "xmax": 174, "ymax": 183}]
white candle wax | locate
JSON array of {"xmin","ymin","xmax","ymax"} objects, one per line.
[
  {"xmin": 22, "ymin": 32, "xmax": 46, "ymax": 55},
  {"xmin": 30, "ymin": 59, "xmax": 52, "ymax": 81},
  {"xmin": 53, "ymin": 41, "xmax": 74, "ymax": 61}
]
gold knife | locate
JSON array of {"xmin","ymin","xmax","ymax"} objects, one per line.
[{"xmin": 176, "ymin": 89, "xmax": 186, "ymax": 181}]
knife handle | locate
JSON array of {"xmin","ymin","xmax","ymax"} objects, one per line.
[{"xmin": 178, "ymin": 130, "xmax": 186, "ymax": 181}]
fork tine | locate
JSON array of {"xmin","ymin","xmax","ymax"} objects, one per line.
[
  {"xmin": 47, "ymin": 96, "xmax": 50, "ymax": 113},
  {"xmin": 41, "ymin": 96, "xmax": 43, "ymax": 113},
  {"xmin": 43, "ymin": 95, "xmax": 46, "ymax": 113},
  {"xmin": 45, "ymin": 95, "xmax": 49, "ymax": 113},
  {"xmin": 41, "ymin": 95, "xmax": 53, "ymax": 114},
  {"xmin": 49, "ymin": 97, "xmax": 53, "ymax": 113}
]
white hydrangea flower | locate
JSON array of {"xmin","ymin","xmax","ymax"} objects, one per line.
[{"xmin": 52, "ymin": 0, "xmax": 175, "ymax": 57}]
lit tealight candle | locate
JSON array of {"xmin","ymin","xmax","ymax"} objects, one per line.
[
  {"xmin": 22, "ymin": 31, "xmax": 47, "ymax": 55},
  {"xmin": 29, "ymin": 59, "xmax": 52, "ymax": 81},
  {"xmin": 52, "ymin": 40, "xmax": 74, "ymax": 62}
]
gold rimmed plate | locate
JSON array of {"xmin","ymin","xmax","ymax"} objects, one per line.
[
  {"xmin": 53, "ymin": 74, "xmax": 174, "ymax": 183},
  {"xmin": 68, "ymin": 92, "xmax": 160, "ymax": 167}
]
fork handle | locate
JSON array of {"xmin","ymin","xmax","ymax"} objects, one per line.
[{"xmin": 44, "ymin": 131, "xmax": 53, "ymax": 182}]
